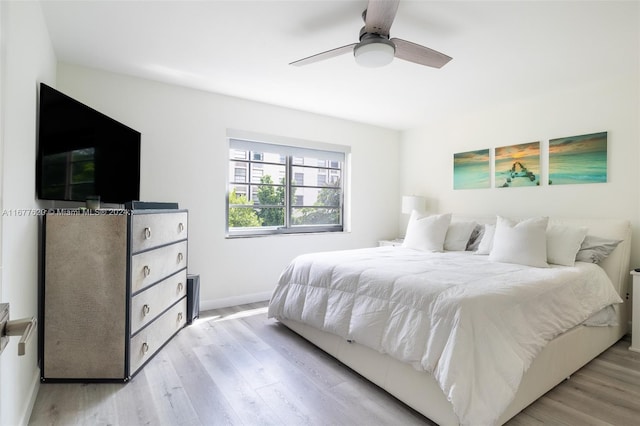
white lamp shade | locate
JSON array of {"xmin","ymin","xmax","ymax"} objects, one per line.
[
  {"xmin": 354, "ymin": 41, "xmax": 395, "ymax": 68},
  {"xmin": 402, "ymin": 195, "xmax": 426, "ymax": 214}
]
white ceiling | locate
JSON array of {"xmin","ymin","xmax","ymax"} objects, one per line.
[{"xmin": 39, "ymin": 0, "xmax": 639, "ymax": 130}]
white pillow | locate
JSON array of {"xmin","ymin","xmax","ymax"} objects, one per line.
[
  {"xmin": 444, "ymin": 221, "xmax": 477, "ymax": 251},
  {"xmin": 403, "ymin": 211, "xmax": 452, "ymax": 252},
  {"xmin": 489, "ymin": 216, "xmax": 549, "ymax": 267},
  {"xmin": 546, "ymin": 224, "xmax": 588, "ymax": 266},
  {"xmin": 475, "ymin": 224, "xmax": 496, "ymax": 255}
]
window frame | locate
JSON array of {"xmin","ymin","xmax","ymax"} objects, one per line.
[{"xmin": 226, "ymin": 133, "xmax": 349, "ymax": 238}]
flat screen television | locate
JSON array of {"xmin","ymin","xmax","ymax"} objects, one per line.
[{"xmin": 37, "ymin": 83, "xmax": 141, "ymax": 204}]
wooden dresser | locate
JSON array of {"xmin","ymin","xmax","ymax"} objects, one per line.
[{"xmin": 40, "ymin": 209, "xmax": 188, "ymax": 381}]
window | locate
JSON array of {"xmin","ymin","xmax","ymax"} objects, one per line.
[
  {"xmin": 317, "ymin": 171, "xmax": 327, "ymax": 186},
  {"xmin": 227, "ymin": 137, "xmax": 347, "ymax": 237},
  {"xmin": 234, "ymin": 166, "xmax": 247, "ymax": 183},
  {"xmin": 41, "ymin": 147, "xmax": 96, "ymax": 200}
]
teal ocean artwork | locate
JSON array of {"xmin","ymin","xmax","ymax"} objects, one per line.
[
  {"xmin": 454, "ymin": 149, "xmax": 490, "ymax": 189},
  {"xmin": 495, "ymin": 142, "xmax": 540, "ymax": 188},
  {"xmin": 549, "ymin": 132, "xmax": 607, "ymax": 185}
]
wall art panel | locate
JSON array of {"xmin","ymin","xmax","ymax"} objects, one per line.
[
  {"xmin": 549, "ymin": 132, "xmax": 607, "ymax": 185},
  {"xmin": 453, "ymin": 149, "xmax": 490, "ymax": 189},
  {"xmin": 495, "ymin": 142, "xmax": 541, "ymax": 188}
]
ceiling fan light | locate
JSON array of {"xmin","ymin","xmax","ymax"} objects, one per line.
[{"xmin": 354, "ymin": 40, "xmax": 395, "ymax": 68}]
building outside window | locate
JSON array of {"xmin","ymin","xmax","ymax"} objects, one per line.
[
  {"xmin": 227, "ymin": 137, "xmax": 348, "ymax": 236},
  {"xmin": 41, "ymin": 147, "xmax": 96, "ymax": 201}
]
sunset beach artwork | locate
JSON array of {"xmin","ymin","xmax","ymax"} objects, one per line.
[
  {"xmin": 453, "ymin": 149, "xmax": 490, "ymax": 189},
  {"xmin": 495, "ymin": 142, "xmax": 540, "ymax": 188},
  {"xmin": 549, "ymin": 132, "xmax": 607, "ymax": 185}
]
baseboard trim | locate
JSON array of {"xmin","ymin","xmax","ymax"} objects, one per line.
[
  {"xmin": 200, "ymin": 291, "xmax": 272, "ymax": 311},
  {"xmin": 20, "ymin": 367, "xmax": 40, "ymax": 426}
]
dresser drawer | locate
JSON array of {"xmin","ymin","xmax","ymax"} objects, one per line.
[
  {"xmin": 131, "ymin": 240, "xmax": 187, "ymax": 293},
  {"xmin": 129, "ymin": 299, "xmax": 187, "ymax": 374},
  {"xmin": 130, "ymin": 270, "xmax": 187, "ymax": 334},
  {"xmin": 131, "ymin": 212, "xmax": 188, "ymax": 253}
]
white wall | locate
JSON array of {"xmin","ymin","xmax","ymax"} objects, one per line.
[
  {"xmin": 57, "ymin": 63, "xmax": 401, "ymax": 309},
  {"xmin": 0, "ymin": 1, "xmax": 57, "ymax": 425},
  {"xmin": 399, "ymin": 73, "xmax": 640, "ymax": 266}
]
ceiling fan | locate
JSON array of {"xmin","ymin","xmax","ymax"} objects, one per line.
[{"xmin": 290, "ymin": 0, "xmax": 452, "ymax": 68}]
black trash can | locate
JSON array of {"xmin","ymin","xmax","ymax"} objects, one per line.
[{"xmin": 186, "ymin": 274, "xmax": 200, "ymax": 324}]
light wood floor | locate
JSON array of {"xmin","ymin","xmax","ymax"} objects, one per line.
[{"xmin": 29, "ymin": 301, "xmax": 640, "ymax": 426}]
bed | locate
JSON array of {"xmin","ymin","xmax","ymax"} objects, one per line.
[{"xmin": 268, "ymin": 215, "xmax": 631, "ymax": 425}]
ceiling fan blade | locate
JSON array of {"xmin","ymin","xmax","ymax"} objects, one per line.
[
  {"xmin": 364, "ymin": 0, "xmax": 400, "ymax": 36},
  {"xmin": 391, "ymin": 38, "xmax": 452, "ymax": 68},
  {"xmin": 290, "ymin": 43, "xmax": 357, "ymax": 66}
]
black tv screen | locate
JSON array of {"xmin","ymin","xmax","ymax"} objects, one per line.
[{"xmin": 37, "ymin": 83, "xmax": 141, "ymax": 204}]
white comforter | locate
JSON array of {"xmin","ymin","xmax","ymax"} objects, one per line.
[{"xmin": 267, "ymin": 247, "xmax": 622, "ymax": 426}]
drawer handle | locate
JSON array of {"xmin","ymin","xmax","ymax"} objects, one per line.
[
  {"xmin": 142, "ymin": 304, "xmax": 150, "ymax": 316},
  {"xmin": 143, "ymin": 265, "xmax": 151, "ymax": 277},
  {"xmin": 142, "ymin": 342, "xmax": 149, "ymax": 354},
  {"xmin": 177, "ymin": 312, "xmax": 183, "ymax": 322},
  {"xmin": 178, "ymin": 222, "xmax": 184, "ymax": 232},
  {"xmin": 144, "ymin": 227, "xmax": 152, "ymax": 239},
  {"xmin": 177, "ymin": 252, "xmax": 184, "ymax": 262},
  {"xmin": 177, "ymin": 282, "xmax": 184, "ymax": 293}
]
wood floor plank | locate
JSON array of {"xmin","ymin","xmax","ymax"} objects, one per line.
[
  {"xmin": 253, "ymin": 381, "xmax": 321, "ymax": 426},
  {"xmin": 29, "ymin": 384, "xmax": 83, "ymax": 426},
  {"xmin": 114, "ymin": 373, "xmax": 163, "ymax": 426},
  {"xmin": 207, "ymin": 307, "xmax": 271, "ymax": 353},
  {"xmin": 241, "ymin": 309, "xmax": 356, "ymax": 389},
  {"xmin": 247, "ymin": 339, "xmax": 366, "ymax": 425},
  {"xmin": 600, "ymin": 342, "xmax": 640, "ymax": 367},
  {"xmin": 571, "ymin": 367, "xmax": 640, "ymax": 403},
  {"xmin": 585, "ymin": 358, "xmax": 640, "ymax": 390},
  {"xmin": 515, "ymin": 395, "xmax": 612, "ymax": 426},
  {"xmin": 544, "ymin": 376, "xmax": 639, "ymax": 425},
  {"xmin": 206, "ymin": 319, "xmax": 279, "ymax": 390},
  {"xmin": 193, "ymin": 344, "xmax": 282, "ymax": 425},
  {"xmin": 535, "ymin": 379, "xmax": 634, "ymax": 425},
  {"xmin": 164, "ymin": 331, "xmax": 243, "ymax": 425},
  {"xmin": 140, "ymin": 349, "xmax": 201, "ymax": 426},
  {"xmin": 330, "ymin": 376, "xmax": 432, "ymax": 425},
  {"xmin": 77, "ymin": 383, "xmax": 118, "ymax": 425},
  {"xmin": 29, "ymin": 303, "xmax": 640, "ymax": 426},
  {"xmin": 202, "ymin": 303, "xmax": 398, "ymax": 426},
  {"xmin": 504, "ymin": 411, "xmax": 545, "ymax": 426}
]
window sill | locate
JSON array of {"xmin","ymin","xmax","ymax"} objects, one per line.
[{"xmin": 226, "ymin": 228, "xmax": 346, "ymax": 239}]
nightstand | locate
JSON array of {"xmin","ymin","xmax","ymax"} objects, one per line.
[
  {"xmin": 378, "ymin": 239, "xmax": 404, "ymax": 247},
  {"xmin": 631, "ymin": 271, "xmax": 640, "ymax": 352}
]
